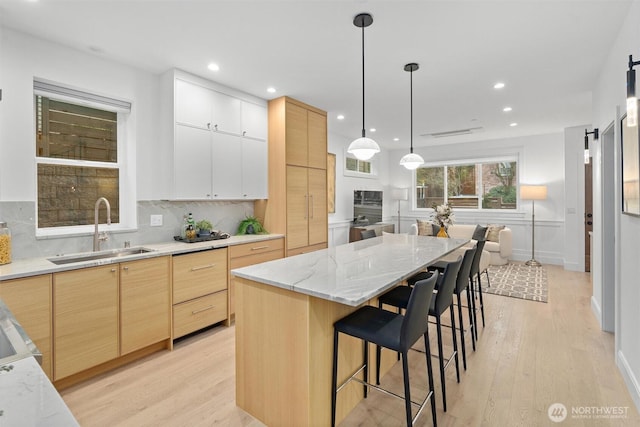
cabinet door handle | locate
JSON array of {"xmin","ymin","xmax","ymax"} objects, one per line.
[
  {"xmin": 191, "ymin": 263, "xmax": 215, "ymax": 271},
  {"xmin": 309, "ymin": 194, "xmax": 314, "ymax": 219},
  {"xmin": 191, "ymin": 305, "xmax": 214, "ymax": 315},
  {"xmin": 110, "ymin": 268, "xmax": 117, "ymax": 273},
  {"xmin": 251, "ymin": 245, "xmax": 269, "ymax": 251},
  {"xmin": 207, "ymin": 122, "xmax": 211, "ymax": 130},
  {"xmin": 123, "ymin": 266, "xmax": 129, "ymax": 271},
  {"xmin": 304, "ymin": 194, "xmax": 308, "ymax": 219}
]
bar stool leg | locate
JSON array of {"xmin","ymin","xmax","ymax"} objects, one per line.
[
  {"xmin": 470, "ymin": 277, "xmax": 479, "ymax": 341},
  {"xmin": 401, "ymin": 350, "xmax": 412, "ymax": 427},
  {"xmin": 436, "ymin": 315, "xmax": 447, "ymax": 412},
  {"xmin": 331, "ymin": 329, "xmax": 339, "ymax": 427},
  {"xmin": 466, "ymin": 285, "xmax": 476, "ymax": 351},
  {"xmin": 363, "ymin": 340, "xmax": 369, "ymax": 398},
  {"xmin": 424, "ymin": 332, "xmax": 438, "ymax": 427},
  {"xmin": 477, "ymin": 272, "xmax": 485, "ymax": 327},
  {"xmin": 456, "ymin": 293, "xmax": 467, "ymax": 370},
  {"xmin": 450, "ymin": 304, "xmax": 460, "ymax": 383}
]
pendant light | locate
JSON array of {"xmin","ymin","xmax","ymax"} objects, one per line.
[
  {"xmin": 347, "ymin": 13, "xmax": 380, "ymax": 161},
  {"xmin": 399, "ymin": 63, "xmax": 424, "ymax": 170}
]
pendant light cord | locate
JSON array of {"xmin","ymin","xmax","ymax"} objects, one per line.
[
  {"xmin": 410, "ymin": 68, "xmax": 414, "ymax": 153},
  {"xmin": 361, "ymin": 24, "xmax": 366, "ymax": 138}
]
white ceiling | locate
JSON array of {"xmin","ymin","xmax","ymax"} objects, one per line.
[{"xmin": 0, "ymin": 0, "xmax": 632, "ymax": 149}]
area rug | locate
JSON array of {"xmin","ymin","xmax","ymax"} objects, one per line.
[{"xmin": 484, "ymin": 263, "xmax": 548, "ymax": 303}]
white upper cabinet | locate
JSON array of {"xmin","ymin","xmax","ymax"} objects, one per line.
[
  {"xmin": 170, "ymin": 72, "xmax": 268, "ymax": 200},
  {"xmin": 241, "ymin": 102, "xmax": 268, "ymax": 140},
  {"xmin": 174, "ymin": 124, "xmax": 213, "ymax": 200},
  {"xmin": 175, "ymin": 79, "xmax": 212, "ymax": 129},
  {"xmin": 211, "ymin": 91, "xmax": 242, "ymax": 135},
  {"xmin": 211, "ymin": 133, "xmax": 243, "ymax": 199},
  {"xmin": 242, "ymin": 138, "xmax": 268, "ymax": 198}
]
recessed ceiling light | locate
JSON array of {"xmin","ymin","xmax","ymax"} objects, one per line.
[
  {"xmin": 503, "ymin": 106, "xmax": 512, "ymax": 112},
  {"xmin": 267, "ymin": 87, "xmax": 276, "ymax": 93},
  {"xmin": 510, "ymin": 122, "xmax": 518, "ymax": 127},
  {"xmin": 337, "ymin": 114, "xmax": 345, "ymax": 120},
  {"xmin": 207, "ymin": 63, "xmax": 220, "ymax": 72},
  {"xmin": 370, "ymin": 128, "xmax": 376, "ymax": 132},
  {"xmin": 494, "ymin": 82, "xmax": 505, "ymax": 89},
  {"xmin": 393, "ymin": 137, "xmax": 399, "ymax": 141}
]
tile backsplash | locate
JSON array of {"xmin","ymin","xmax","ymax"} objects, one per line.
[{"xmin": 0, "ymin": 200, "xmax": 255, "ymax": 260}]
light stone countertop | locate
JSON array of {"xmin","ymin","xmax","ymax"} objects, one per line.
[
  {"xmin": 0, "ymin": 356, "xmax": 80, "ymax": 427},
  {"xmin": 232, "ymin": 234, "xmax": 468, "ymax": 307},
  {"xmin": 0, "ymin": 234, "xmax": 284, "ymax": 281}
]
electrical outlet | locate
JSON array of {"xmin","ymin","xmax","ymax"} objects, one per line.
[{"xmin": 150, "ymin": 214, "xmax": 163, "ymax": 226}]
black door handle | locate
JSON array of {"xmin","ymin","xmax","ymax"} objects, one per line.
[
  {"xmin": 587, "ymin": 213, "xmax": 593, "ymax": 218},
  {"xmin": 587, "ymin": 221, "xmax": 593, "ymax": 225}
]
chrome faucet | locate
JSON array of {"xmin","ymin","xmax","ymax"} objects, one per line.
[{"xmin": 93, "ymin": 197, "xmax": 112, "ymax": 251}]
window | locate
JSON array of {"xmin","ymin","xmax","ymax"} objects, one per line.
[
  {"xmin": 345, "ymin": 157, "xmax": 372, "ymax": 174},
  {"xmin": 415, "ymin": 159, "xmax": 518, "ymax": 210},
  {"xmin": 34, "ymin": 80, "xmax": 131, "ymax": 232}
]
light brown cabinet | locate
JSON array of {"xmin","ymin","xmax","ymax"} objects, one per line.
[
  {"xmin": 228, "ymin": 238, "xmax": 285, "ymax": 317},
  {"xmin": 0, "ymin": 274, "xmax": 52, "ymax": 379},
  {"xmin": 53, "ymin": 265, "xmax": 119, "ymax": 381},
  {"xmin": 120, "ymin": 256, "xmax": 171, "ymax": 355},
  {"xmin": 259, "ymin": 97, "xmax": 328, "ymax": 256},
  {"xmin": 172, "ymin": 248, "xmax": 228, "ymax": 338}
]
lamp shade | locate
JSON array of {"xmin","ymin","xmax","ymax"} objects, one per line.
[
  {"xmin": 348, "ymin": 137, "xmax": 380, "ymax": 160},
  {"xmin": 399, "ymin": 152, "xmax": 424, "ymax": 170},
  {"xmin": 391, "ymin": 188, "xmax": 409, "ymax": 201},
  {"xmin": 520, "ymin": 185, "xmax": 547, "ymax": 200}
]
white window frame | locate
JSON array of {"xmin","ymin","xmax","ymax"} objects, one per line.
[
  {"xmin": 34, "ymin": 79, "xmax": 136, "ymax": 237},
  {"xmin": 413, "ymin": 155, "xmax": 519, "ymax": 211},
  {"xmin": 343, "ymin": 146, "xmax": 379, "ymax": 179}
]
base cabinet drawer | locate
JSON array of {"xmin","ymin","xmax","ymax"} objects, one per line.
[{"xmin": 173, "ymin": 291, "xmax": 228, "ymax": 339}]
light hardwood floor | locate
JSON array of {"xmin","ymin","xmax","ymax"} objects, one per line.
[{"xmin": 61, "ymin": 265, "xmax": 640, "ymax": 426}]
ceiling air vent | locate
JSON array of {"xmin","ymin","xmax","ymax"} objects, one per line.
[{"xmin": 421, "ymin": 126, "xmax": 483, "ymax": 138}]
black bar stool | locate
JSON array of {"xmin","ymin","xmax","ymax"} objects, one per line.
[
  {"xmin": 469, "ymin": 240, "xmax": 486, "ymax": 338},
  {"xmin": 331, "ymin": 274, "xmax": 439, "ymax": 427},
  {"xmin": 378, "ymin": 257, "xmax": 462, "ymax": 412}
]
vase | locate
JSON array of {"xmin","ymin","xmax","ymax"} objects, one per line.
[{"xmin": 437, "ymin": 226, "xmax": 449, "ymax": 238}]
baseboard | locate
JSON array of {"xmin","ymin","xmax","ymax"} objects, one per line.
[
  {"xmin": 590, "ymin": 295, "xmax": 602, "ymax": 327},
  {"xmin": 563, "ymin": 261, "xmax": 583, "ymax": 272},
  {"xmin": 617, "ymin": 350, "xmax": 640, "ymax": 414}
]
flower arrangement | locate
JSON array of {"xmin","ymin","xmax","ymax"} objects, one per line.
[{"xmin": 431, "ymin": 203, "xmax": 455, "ymax": 229}]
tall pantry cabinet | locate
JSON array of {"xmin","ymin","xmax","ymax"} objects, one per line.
[{"xmin": 257, "ymin": 97, "xmax": 327, "ymax": 256}]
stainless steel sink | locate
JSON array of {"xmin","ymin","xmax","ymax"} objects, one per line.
[{"xmin": 48, "ymin": 247, "xmax": 155, "ymax": 265}]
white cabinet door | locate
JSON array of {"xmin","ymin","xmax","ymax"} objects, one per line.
[
  {"xmin": 175, "ymin": 79, "xmax": 212, "ymax": 129},
  {"xmin": 241, "ymin": 102, "xmax": 267, "ymax": 141},
  {"xmin": 174, "ymin": 124, "xmax": 212, "ymax": 199},
  {"xmin": 211, "ymin": 91, "xmax": 242, "ymax": 135},
  {"xmin": 242, "ymin": 138, "xmax": 268, "ymax": 199},
  {"xmin": 211, "ymin": 132, "xmax": 242, "ymax": 199}
]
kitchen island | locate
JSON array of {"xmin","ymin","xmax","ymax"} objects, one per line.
[{"xmin": 232, "ymin": 233, "xmax": 468, "ymax": 426}]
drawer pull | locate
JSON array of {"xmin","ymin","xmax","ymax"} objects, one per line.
[
  {"xmin": 191, "ymin": 305, "xmax": 214, "ymax": 315},
  {"xmin": 251, "ymin": 245, "xmax": 269, "ymax": 251},
  {"xmin": 191, "ymin": 263, "xmax": 215, "ymax": 271}
]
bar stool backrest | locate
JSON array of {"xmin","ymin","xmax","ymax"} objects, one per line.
[
  {"xmin": 469, "ymin": 239, "xmax": 486, "ymax": 278},
  {"xmin": 434, "ymin": 257, "xmax": 463, "ymax": 314},
  {"xmin": 456, "ymin": 246, "xmax": 477, "ymax": 294},
  {"xmin": 400, "ymin": 273, "xmax": 437, "ymax": 350}
]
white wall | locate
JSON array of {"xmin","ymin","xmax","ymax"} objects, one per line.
[
  {"xmin": 591, "ymin": 0, "xmax": 640, "ymax": 411},
  {"xmin": 386, "ymin": 132, "xmax": 566, "ymax": 265},
  {"xmin": 0, "ymin": 28, "xmax": 160, "ymax": 201},
  {"xmin": 327, "ymin": 132, "xmax": 390, "ymax": 246}
]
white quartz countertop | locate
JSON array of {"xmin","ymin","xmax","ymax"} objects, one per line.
[
  {"xmin": 0, "ymin": 356, "xmax": 80, "ymax": 427},
  {"xmin": 0, "ymin": 234, "xmax": 284, "ymax": 281},
  {"xmin": 232, "ymin": 234, "xmax": 468, "ymax": 306}
]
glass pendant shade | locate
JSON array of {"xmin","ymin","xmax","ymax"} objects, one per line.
[
  {"xmin": 399, "ymin": 152, "xmax": 424, "ymax": 170},
  {"xmin": 348, "ymin": 137, "xmax": 380, "ymax": 160}
]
